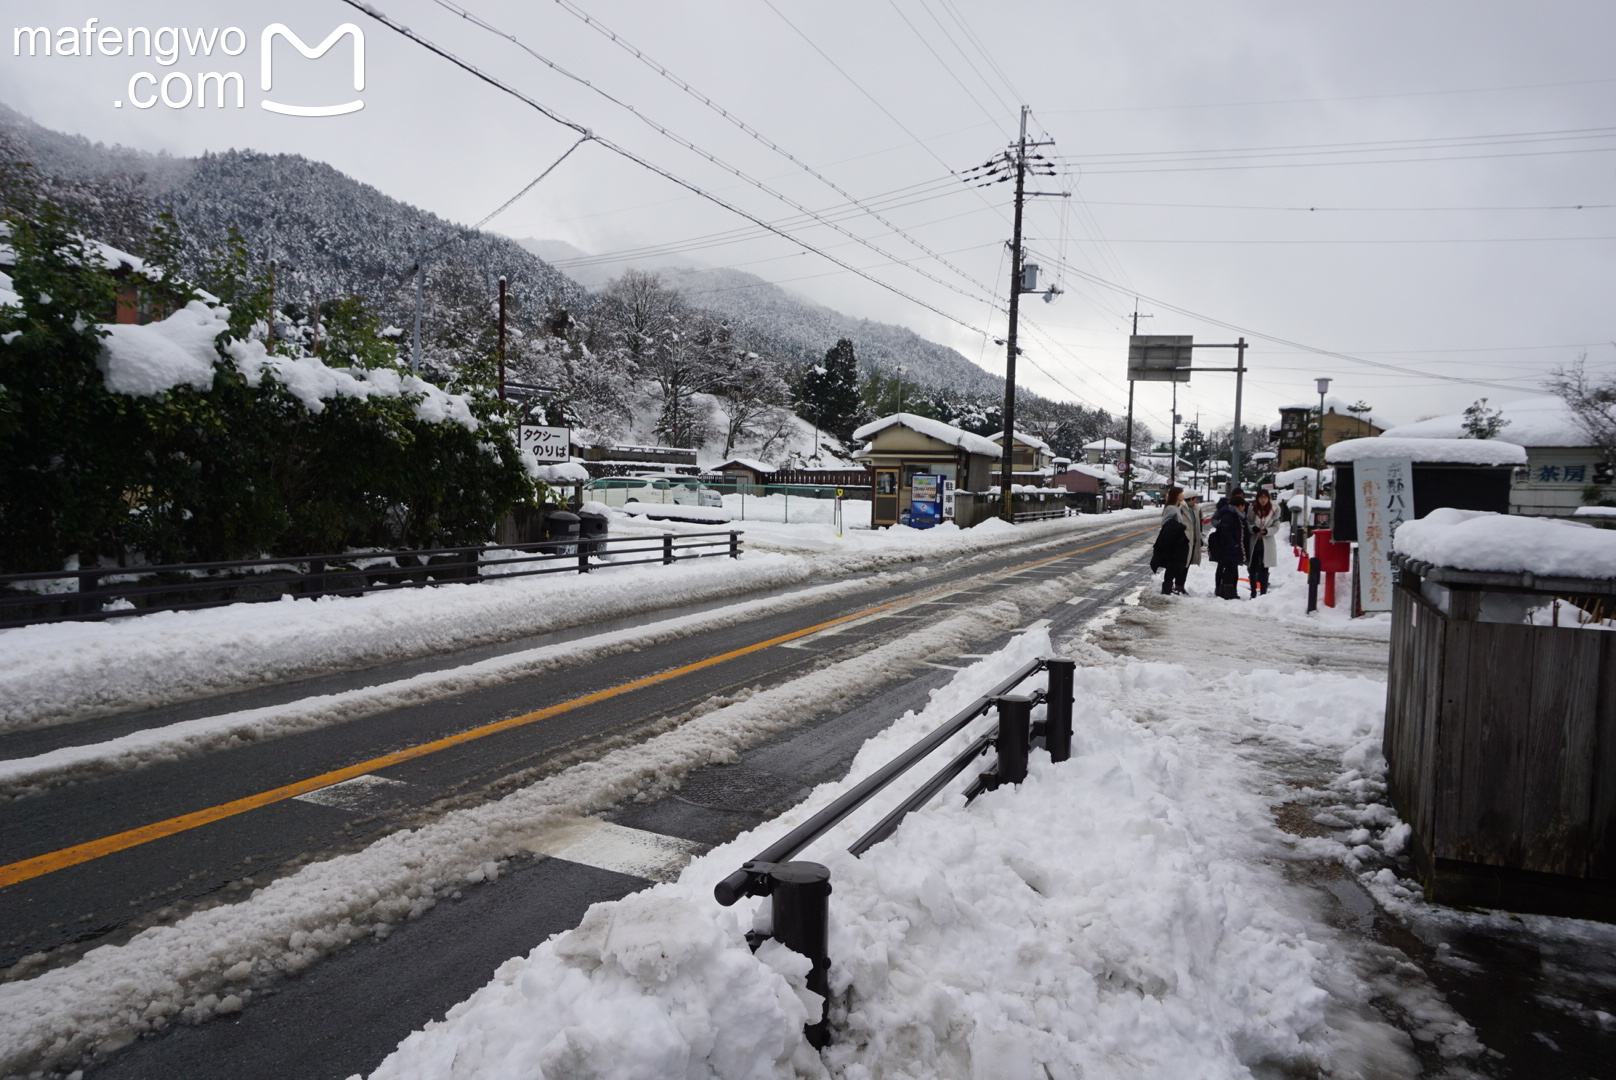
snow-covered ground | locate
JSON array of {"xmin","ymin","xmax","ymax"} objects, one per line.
[
  {"xmin": 356, "ymin": 553, "xmax": 1616, "ymax": 1080},
  {"xmin": 0, "ymin": 542, "xmax": 1147, "ymax": 1077},
  {"xmin": 0, "ymin": 511, "xmax": 1155, "ymax": 733}
]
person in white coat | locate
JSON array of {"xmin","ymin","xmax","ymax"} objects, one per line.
[
  {"xmin": 1182, "ymin": 493, "xmax": 1205, "ymax": 575},
  {"xmin": 1247, "ymin": 488, "xmax": 1280, "ymax": 596}
]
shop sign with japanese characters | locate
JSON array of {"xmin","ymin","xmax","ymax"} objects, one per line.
[
  {"xmin": 1353, "ymin": 456, "xmax": 1414, "ymax": 612},
  {"xmin": 518, "ymin": 425, "xmax": 571, "ymax": 463}
]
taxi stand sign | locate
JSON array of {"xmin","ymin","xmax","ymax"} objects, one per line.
[
  {"xmin": 518, "ymin": 425, "xmax": 571, "ymax": 464},
  {"xmin": 1352, "ymin": 457, "xmax": 1414, "ymax": 611}
]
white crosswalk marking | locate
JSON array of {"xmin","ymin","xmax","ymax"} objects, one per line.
[
  {"xmin": 292, "ymin": 773, "xmax": 409, "ymax": 811},
  {"xmin": 518, "ymin": 817, "xmax": 708, "ymax": 882}
]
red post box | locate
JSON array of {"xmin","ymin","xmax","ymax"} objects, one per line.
[
  {"xmin": 1312, "ymin": 529, "xmax": 1351, "ymax": 573},
  {"xmin": 1313, "ymin": 528, "xmax": 1351, "ymax": 607}
]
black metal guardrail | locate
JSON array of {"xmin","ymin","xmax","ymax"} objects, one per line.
[
  {"xmin": 714, "ymin": 655, "xmax": 1076, "ymax": 1047},
  {"xmin": 0, "ymin": 530, "xmax": 742, "ymax": 630}
]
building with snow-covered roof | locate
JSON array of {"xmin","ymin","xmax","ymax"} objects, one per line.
[
  {"xmin": 1271, "ymin": 396, "xmax": 1388, "ymax": 470},
  {"xmin": 1381, "ymin": 397, "xmax": 1611, "ymax": 517},
  {"xmin": 1080, "ymin": 437, "xmax": 1128, "ymax": 465},
  {"xmin": 853, "ymin": 413, "xmax": 999, "ymax": 526},
  {"xmin": 988, "ymin": 430, "xmax": 1054, "ymax": 486}
]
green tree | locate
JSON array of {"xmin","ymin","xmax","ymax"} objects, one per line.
[
  {"xmin": 1460, "ymin": 397, "xmax": 1509, "ymax": 440},
  {"xmin": 797, "ymin": 337, "xmax": 862, "ymax": 441}
]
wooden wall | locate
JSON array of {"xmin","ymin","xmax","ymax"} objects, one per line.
[{"xmin": 1385, "ymin": 576, "xmax": 1616, "ymax": 912}]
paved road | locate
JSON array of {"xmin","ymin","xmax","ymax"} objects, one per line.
[{"xmin": 0, "ymin": 521, "xmax": 1153, "ymax": 1079}]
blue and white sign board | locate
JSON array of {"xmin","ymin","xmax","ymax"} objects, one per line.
[
  {"xmin": 1352, "ymin": 457, "xmax": 1414, "ymax": 611},
  {"xmin": 519, "ymin": 425, "xmax": 571, "ymax": 463}
]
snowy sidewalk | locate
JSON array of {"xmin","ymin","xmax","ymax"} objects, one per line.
[{"xmin": 353, "ymin": 553, "xmax": 1616, "ymax": 1079}]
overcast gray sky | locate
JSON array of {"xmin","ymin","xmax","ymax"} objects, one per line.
[{"xmin": 5, "ymin": 0, "xmax": 1614, "ymax": 437}]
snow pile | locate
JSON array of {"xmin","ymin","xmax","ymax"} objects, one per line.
[
  {"xmin": 721, "ymin": 492, "xmax": 841, "ymax": 525},
  {"xmin": 532, "ymin": 460, "xmax": 591, "ymax": 483},
  {"xmin": 1393, "ymin": 507, "xmax": 1616, "ymax": 579},
  {"xmin": 621, "ymin": 503, "xmax": 733, "ymax": 523},
  {"xmin": 851, "ymin": 413, "xmax": 1001, "ymax": 458},
  {"xmin": 96, "ymin": 299, "xmax": 223, "ymax": 396},
  {"xmin": 367, "ymin": 893, "xmax": 816, "ymax": 1080},
  {"xmin": 363, "ymin": 623, "xmax": 1422, "ymax": 1080},
  {"xmin": 1325, "ymin": 436, "xmax": 1526, "ymax": 466},
  {"xmin": 93, "ymin": 300, "xmax": 479, "ymax": 430},
  {"xmin": 1274, "ymin": 466, "xmax": 1320, "ymax": 490},
  {"xmin": 224, "ymin": 338, "xmax": 479, "ymax": 430},
  {"xmin": 1572, "ymin": 505, "xmax": 1616, "ymax": 519},
  {"xmin": 1382, "ymin": 396, "xmax": 1589, "ymax": 448}
]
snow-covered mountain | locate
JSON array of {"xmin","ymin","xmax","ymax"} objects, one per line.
[
  {"xmin": 3, "ymin": 103, "xmax": 1002, "ymax": 396},
  {"xmin": 519, "ymin": 238, "xmax": 1004, "ymax": 395}
]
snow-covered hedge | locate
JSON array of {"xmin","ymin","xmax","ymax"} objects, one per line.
[{"xmin": 0, "ymin": 208, "xmax": 531, "ymax": 571}]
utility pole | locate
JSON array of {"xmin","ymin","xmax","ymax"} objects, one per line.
[
  {"xmin": 1170, "ymin": 379, "xmax": 1179, "ymax": 486},
  {"xmin": 411, "ymin": 223, "xmax": 425, "ymax": 374},
  {"xmin": 998, "ymin": 107, "xmax": 1030, "ymax": 521},
  {"xmin": 975, "ymin": 106, "xmax": 1060, "ymax": 521},
  {"xmin": 1230, "ymin": 338, "xmax": 1248, "ymax": 492},
  {"xmin": 1125, "ymin": 302, "xmax": 1150, "ymax": 505},
  {"xmin": 497, "ymin": 276, "xmax": 508, "ymax": 401}
]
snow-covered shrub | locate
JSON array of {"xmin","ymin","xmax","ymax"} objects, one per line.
[{"xmin": 0, "ymin": 201, "xmax": 533, "ymax": 572}]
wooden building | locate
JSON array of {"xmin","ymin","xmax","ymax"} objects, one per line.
[{"xmin": 852, "ymin": 413, "xmax": 999, "ymax": 527}]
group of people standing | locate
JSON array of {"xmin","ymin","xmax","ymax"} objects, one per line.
[{"xmin": 1150, "ymin": 485, "xmax": 1281, "ymax": 600}]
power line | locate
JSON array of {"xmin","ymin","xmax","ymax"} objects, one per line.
[
  {"xmin": 1050, "ymin": 123, "xmax": 1616, "ymax": 163},
  {"xmin": 337, "ymin": 0, "xmax": 993, "ymax": 338},
  {"xmin": 470, "ymin": 135, "xmax": 591, "ymax": 230},
  {"xmin": 1072, "ymin": 199, "xmax": 1616, "ymax": 213},
  {"xmin": 1041, "ymin": 75, "xmax": 1616, "ymax": 115},
  {"xmin": 1054, "ymin": 144, "xmax": 1616, "ymax": 176},
  {"xmin": 530, "ymin": 0, "xmax": 1004, "ymax": 304},
  {"xmin": 1035, "ymin": 252, "xmax": 1557, "ymax": 395},
  {"xmin": 430, "ymin": 0, "xmax": 1004, "ymax": 313}
]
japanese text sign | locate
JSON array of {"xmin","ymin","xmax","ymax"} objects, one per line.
[
  {"xmin": 1353, "ymin": 457, "xmax": 1414, "ymax": 612},
  {"xmin": 518, "ymin": 425, "xmax": 571, "ymax": 464}
]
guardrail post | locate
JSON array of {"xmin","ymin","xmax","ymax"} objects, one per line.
[
  {"xmin": 769, "ymin": 862, "xmax": 832, "ymax": 1049},
  {"xmin": 1043, "ymin": 660, "xmax": 1075, "ymax": 763},
  {"xmin": 729, "ymin": 531, "xmax": 740, "ymax": 559},
  {"xmin": 74, "ymin": 570, "xmax": 100, "ymax": 618},
  {"xmin": 464, "ymin": 547, "xmax": 481, "ymax": 584},
  {"xmin": 994, "ymin": 693, "xmax": 1034, "ymax": 785},
  {"xmin": 663, "ymin": 533, "xmax": 675, "ymax": 565},
  {"xmin": 578, "ymin": 545, "xmax": 590, "ymax": 574},
  {"xmin": 307, "ymin": 559, "xmax": 326, "ymax": 599}
]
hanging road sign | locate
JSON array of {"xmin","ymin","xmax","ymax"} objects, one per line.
[{"xmin": 1127, "ymin": 335, "xmax": 1193, "ymax": 382}]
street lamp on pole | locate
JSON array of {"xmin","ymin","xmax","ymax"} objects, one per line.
[{"xmin": 1315, "ymin": 377, "xmax": 1332, "ymax": 471}]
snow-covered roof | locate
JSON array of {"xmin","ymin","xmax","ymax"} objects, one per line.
[
  {"xmin": 1573, "ymin": 506, "xmax": 1616, "ymax": 519},
  {"xmin": 1082, "ymin": 438, "xmax": 1127, "ymax": 451},
  {"xmin": 1325, "ymin": 436, "xmax": 1527, "ymax": 466},
  {"xmin": 852, "ymin": 413, "xmax": 1002, "ymax": 457},
  {"xmin": 1276, "ymin": 395, "xmax": 1390, "ymax": 429},
  {"xmin": 1395, "ymin": 508, "xmax": 1616, "ymax": 580},
  {"xmin": 1063, "ymin": 462, "xmax": 1117, "ymax": 483},
  {"xmin": 989, "ymin": 430, "xmax": 1051, "ymax": 452},
  {"xmin": 1273, "ymin": 466, "xmax": 1320, "ymax": 489},
  {"xmin": 1381, "ymin": 396, "xmax": 1589, "ymax": 449},
  {"xmin": 712, "ymin": 457, "xmax": 774, "ymax": 474}
]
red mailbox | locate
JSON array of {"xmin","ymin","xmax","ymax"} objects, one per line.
[{"xmin": 1313, "ymin": 528, "xmax": 1351, "ymax": 573}]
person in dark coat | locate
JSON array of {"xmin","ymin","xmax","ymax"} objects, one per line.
[
  {"xmin": 1208, "ymin": 490, "xmax": 1250, "ymax": 600},
  {"xmin": 1150, "ymin": 487, "xmax": 1190, "ymax": 595}
]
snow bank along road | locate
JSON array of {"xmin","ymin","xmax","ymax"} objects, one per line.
[{"xmin": 0, "ymin": 518, "xmax": 1155, "ymax": 1078}]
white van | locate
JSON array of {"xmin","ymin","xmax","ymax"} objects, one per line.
[{"xmin": 583, "ymin": 473, "xmax": 723, "ymax": 509}]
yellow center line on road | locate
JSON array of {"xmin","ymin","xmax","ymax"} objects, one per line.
[{"xmin": 0, "ymin": 526, "xmax": 1151, "ymax": 890}]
